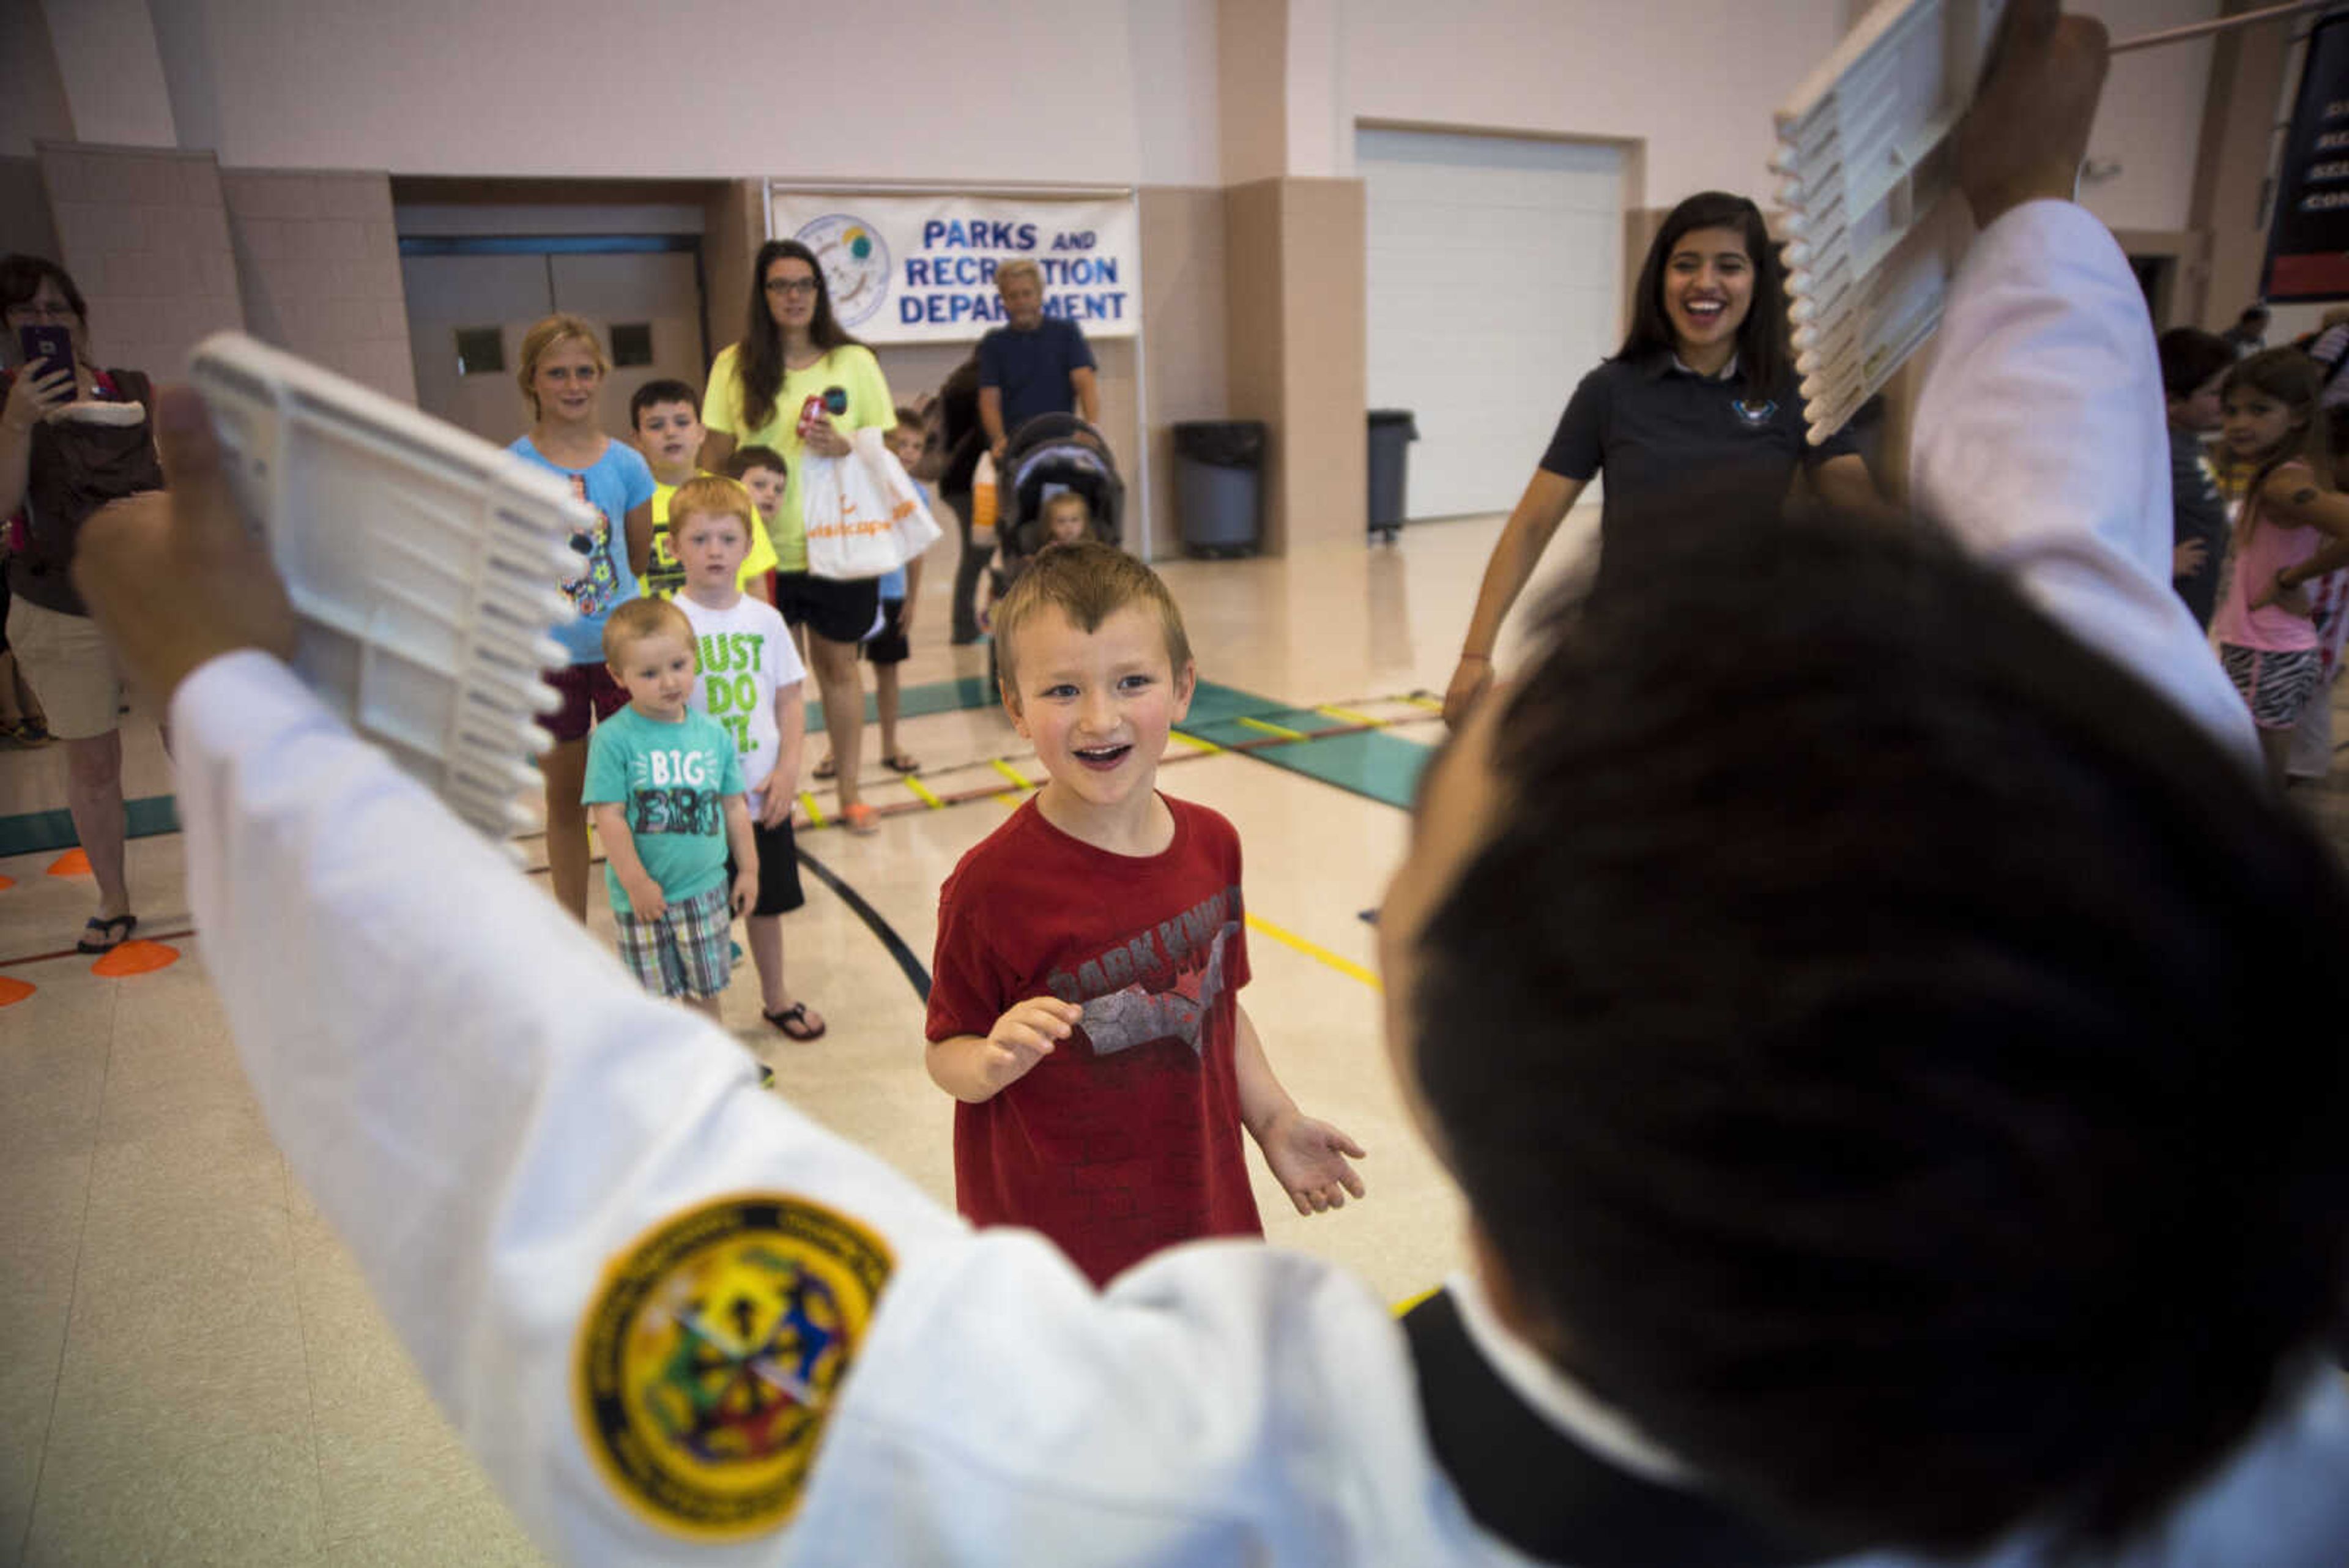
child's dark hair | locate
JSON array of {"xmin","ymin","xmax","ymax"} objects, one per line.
[
  {"xmin": 1617, "ymin": 192, "xmax": 1787, "ymax": 396},
  {"xmin": 992, "ymin": 540, "xmax": 1189, "ymax": 697},
  {"xmin": 2222, "ymin": 347, "xmax": 2331, "ymax": 491},
  {"xmin": 1410, "ymin": 489, "xmax": 2349, "ymax": 1556},
  {"xmin": 2156, "ymin": 327, "xmax": 2233, "ymax": 401},
  {"xmin": 724, "ymin": 445, "xmax": 787, "ymax": 483},
  {"xmin": 628, "ymin": 378, "xmax": 700, "ymax": 427}
]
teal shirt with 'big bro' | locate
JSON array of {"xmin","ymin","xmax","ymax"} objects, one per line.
[{"xmin": 581, "ymin": 705, "xmax": 744, "ymax": 916}]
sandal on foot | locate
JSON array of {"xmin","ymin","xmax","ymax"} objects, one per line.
[
  {"xmin": 77, "ymin": 913, "xmax": 137, "ymax": 954},
  {"xmin": 763, "ymin": 1002, "xmax": 827, "ymax": 1041},
  {"xmin": 812, "ymin": 754, "xmax": 837, "ymax": 780},
  {"xmin": 882, "ymin": 752, "xmax": 921, "ymax": 774},
  {"xmin": 841, "ymin": 802, "xmax": 880, "ymax": 836}
]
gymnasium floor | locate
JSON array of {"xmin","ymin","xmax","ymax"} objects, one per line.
[{"xmin": 0, "ymin": 509, "xmax": 1608, "ymax": 1567}]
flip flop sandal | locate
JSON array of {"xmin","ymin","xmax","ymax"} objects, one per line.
[
  {"xmin": 883, "ymin": 752, "xmax": 921, "ymax": 774},
  {"xmin": 763, "ymin": 1002, "xmax": 827, "ymax": 1041},
  {"xmin": 76, "ymin": 913, "xmax": 137, "ymax": 954},
  {"xmin": 813, "ymin": 755, "xmax": 837, "ymax": 780}
]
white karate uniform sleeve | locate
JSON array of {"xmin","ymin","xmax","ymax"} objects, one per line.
[
  {"xmin": 1909, "ymin": 200, "xmax": 2260, "ymax": 765},
  {"xmin": 168, "ymin": 652, "xmax": 1502, "ymax": 1567}
]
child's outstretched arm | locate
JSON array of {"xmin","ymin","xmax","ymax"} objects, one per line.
[
  {"xmin": 763, "ymin": 678, "xmax": 806, "ymax": 829},
  {"xmin": 1233, "ymin": 1003, "xmax": 1365, "ymax": 1216},
  {"xmin": 721, "ymin": 793, "xmax": 758, "ymax": 916},
  {"xmin": 927, "ymin": 998, "xmax": 1081, "ymax": 1103},
  {"xmin": 588, "ymin": 801, "xmax": 664, "ymax": 921}
]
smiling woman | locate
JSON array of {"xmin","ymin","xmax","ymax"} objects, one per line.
[{"xmin": 1441, "ymin": 191, "xmax": 1890, "ymax": 727}]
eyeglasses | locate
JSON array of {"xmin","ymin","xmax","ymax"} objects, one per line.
[
  {"xmin": 5, "ymin": 301, "xmax": 77, "ymax": 322},
  {"xmin": 763, "ymin": 277, "xmax": 820, "ymax": 297}
]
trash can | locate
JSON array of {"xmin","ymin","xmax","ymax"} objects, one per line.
[
  {"xmin": 1367, "ymin": 409, "xmax": 1419, "ymax": 542},
  {"xmin": 1173, "ymin": 420, "xmax": 1267, "ymax": 557}
]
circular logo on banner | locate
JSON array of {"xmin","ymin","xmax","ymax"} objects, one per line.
[
  {"xmin": 793, "ymin": 214, "xmax": 892, "ymax": 329},
  {"xmin": 576, "ymin": 1192, "xmax": 893, "ymax": 1540}
]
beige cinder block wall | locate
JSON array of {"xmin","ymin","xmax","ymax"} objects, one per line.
[
  {"xmin": 39, "ymin": 142, "xmax": 243, "ymax": 375},
  {"xmin": 223, "ymin": 169, "xmax": 415, "ymax": 401}
]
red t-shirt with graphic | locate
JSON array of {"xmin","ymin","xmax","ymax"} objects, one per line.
[{"xmin": 926, "ymin": 795, "xmax": 1260, "ymax": 1285}]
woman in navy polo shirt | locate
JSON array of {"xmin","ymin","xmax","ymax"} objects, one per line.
[{"xmin": 1443, "ymin": 192, "xmax": 1885, "ymax": 726}]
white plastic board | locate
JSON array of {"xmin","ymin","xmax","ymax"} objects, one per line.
[
  {"xmin": 188, "ymin": 333, "xmax": 582, "ymax": 843},
  {"xmin": 1774, "ymin": 0, "xmax": 2008, "ymax": 443}
]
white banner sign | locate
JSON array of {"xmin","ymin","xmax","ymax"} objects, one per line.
[{"xmin": 767, "ymin": 191, "xmax": 1139, "ymax": 344}]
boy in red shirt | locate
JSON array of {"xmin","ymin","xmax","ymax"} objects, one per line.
[{"xmin": 926, "ymin": 541, "xmax": 1365, "ymax": 1284}]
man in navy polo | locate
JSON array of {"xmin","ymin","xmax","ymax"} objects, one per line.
[{"xmin": 979, "ymin": 257, "xmax": 1099, "ymax": 463}]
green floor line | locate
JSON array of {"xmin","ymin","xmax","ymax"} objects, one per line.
[
  {"xmin": 806, "ymin": 674, "xmax": 998, "ymax": 736},
  {"xmin": 0, "ymin": 794, "xmax": 180, "ymax": 860},
  {"xmin": 1241, "ymin": 728, "xmax": 1433, "ymax": 811}
]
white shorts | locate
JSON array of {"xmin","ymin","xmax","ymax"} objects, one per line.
[{"xmin": 8, "ymin": 596, "xmax": 125, "ymax": 740}]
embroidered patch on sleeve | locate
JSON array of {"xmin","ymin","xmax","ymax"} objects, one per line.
[{"xmin": 576, "ymin": 1193, "xmax": 893, "ymax": 1540}]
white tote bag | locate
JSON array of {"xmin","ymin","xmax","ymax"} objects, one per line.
[{"xmin": 803, "ymin": 428, "xmax": 945, "ymax": 581}]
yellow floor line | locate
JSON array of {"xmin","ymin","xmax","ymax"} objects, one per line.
[
  {"xmin": 990, "ymin": 757, "xmax": 1034, "ymax": 790},
  {"xmin": 799, "ymin": 792, "xmax": 826, "ymax": 828},
  {"xmin": 1236, "ymin": 715, "xmax": 1307, "ymax": 741},
  {"xmin": 903, "ymin": 775, "xmax": 946, "ymax": 810},
  {"xmin": 995, "ymin": 792, "xmax": 1025, "ymax": 810},
  {"xmin": 1245, "ymin": 910, "xmax": 1381, "ymax": 992},
  {"xmin": 1315, "ymin": 703, "xmax": 1380, "ymax": 727},
  {"xmin": 1401, "ymin": 694, "xmax": 1444, "ymax": 712},
  {"xmin": 1170, "ymin": 730, "xmax": 1222, "ymax": 754}
]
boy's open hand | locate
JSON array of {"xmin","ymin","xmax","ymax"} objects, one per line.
[
  {"xmin": 730, "ymin": 868, "xmax": 757, "ymax": 918},
  {"xmin": 982, "ymin": 997, "xmax": 1080, "ymax": 1091},
  {"xmin": 1258, "ymin": 1109, "xmax": 1367, "ymax": 1216},
  {"xmin": 1956, "ymin": 0, "xmax": 2108, "ymax": 228},
  {"xmin": 622, "ymin": 874, "xmax": 667, "ymax": 923},
  {"xmin": 73, "ymin": 384, "xmax": 297, "ymax": 706}
]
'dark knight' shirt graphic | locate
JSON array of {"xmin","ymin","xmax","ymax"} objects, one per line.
[{"xmin": 927, "ymin": 797, "xmax": 1262, "ymax": 1284}]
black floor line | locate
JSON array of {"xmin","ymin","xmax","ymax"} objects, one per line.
[{"xmin": 795, "ymin": 845, "xmax": 932, "ymax": 1001}]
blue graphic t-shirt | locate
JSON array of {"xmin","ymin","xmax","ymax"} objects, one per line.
[
  {"xmin": 581, "ymin": 704, "xmax": 744, "ymax": 916},
  {"xmin": 510, "ymin": 436, "xmax": 658, "ymax": 666}
]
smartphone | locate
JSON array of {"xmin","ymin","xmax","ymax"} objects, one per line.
[{"xmin": 16, "ymin": 324, "xmax": 72, "ymax": 383}]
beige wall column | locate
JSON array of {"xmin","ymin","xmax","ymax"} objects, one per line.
[
  {"xmin": 2191, "ymin": 0, "xmax": 2294, "ymax": 330},
  {"xmin": 39, "ymin": 143, "xmax": 243, "ymax": 374},
  {"xmin": 223, "ymin": 170, "xmax": 415, "ymax": 401}
]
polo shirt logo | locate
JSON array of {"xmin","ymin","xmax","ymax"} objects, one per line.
[{"xmin": 1733, "ymin": 396, "xmax": 1778, "ymax": 428}]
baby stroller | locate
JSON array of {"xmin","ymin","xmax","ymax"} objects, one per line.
[{"xmin": 987, "ymin": 413, "xmax": 1127, "ymax": 687}]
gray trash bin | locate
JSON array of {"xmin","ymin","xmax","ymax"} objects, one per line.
[
  {"xmin": 1367, "ymin": 409, "xmax": 1418, "ymax": 542},
  {"xmin": 1173, "ymin": 420, "xmax": 1266, "ymax": 558}
]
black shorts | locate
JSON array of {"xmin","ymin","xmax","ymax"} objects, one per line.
[
  {"xmin": 775, "ymin": 571, "xmax": 881, "ymax": 645},
  {"xmin": 725, "ymin": 814, "xmax": 806, "ymax": 917},
  {"xmin": 861, "ymin": 597, "xmax": 908, "ymax": 665}
]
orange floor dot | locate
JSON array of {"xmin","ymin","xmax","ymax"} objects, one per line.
[
  {"xmin": 46, "ymin": 849, "xmax": 91, "ymax": 877},
  {"xmin": 91, "ymin": 940, "xmax": 179, "ymax": 978},
  {"xmin": 0, "ymin": 873, "xmax": 13, "ymax": 890},
  {"xmin": 0, "ymin": 976, "xmax": 32, "ymax": 1006}
]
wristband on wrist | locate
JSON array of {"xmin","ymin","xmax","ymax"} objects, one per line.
[{"xmin": 1459, "ymin": 651, "xmax": 1490, "ymax": 663}]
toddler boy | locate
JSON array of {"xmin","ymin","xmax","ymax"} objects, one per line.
[
  {"xmin": 583, "ymin": 597, "xmax": 756, "ymax": 1021},
  {"xmin": 2158, "ymin": 327, "xmax": 2235, "ymax": 628},
  {"xmin": 926, "ymin": 541, "xmax": 1365, "ymax": 1285},
  {"xmin": 667, "ymin": 475, "xmax": 826, "ymax": 1042},
  {"xmin": 633, "ymin": 379, "xmax": 774, "ymax": 600}
]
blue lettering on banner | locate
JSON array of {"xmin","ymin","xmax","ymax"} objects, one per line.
[{"xmin": 919, "ymin": 220, "xmax": 1039, "ymax": 250}]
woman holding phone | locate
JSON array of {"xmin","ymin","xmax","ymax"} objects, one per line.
[
  {"xmin": 0, "ymin": 255, "xmax": 162, "ymax": 952},
  {"xmin": 699, "ymin": 239, "xmax": 897, "ymax": 834}
]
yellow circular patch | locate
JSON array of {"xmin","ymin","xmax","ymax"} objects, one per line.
[{"xmin": 576, "ymin": 1193, "xmax": 892, "ymax": 1540}]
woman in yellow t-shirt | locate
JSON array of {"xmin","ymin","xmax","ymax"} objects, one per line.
[{"xmin": 700, "ymin": 239, "xmax": 897, "ymax": 834}]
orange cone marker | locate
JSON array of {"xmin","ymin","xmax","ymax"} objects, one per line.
[
  {"xmin": 92, "ymin": 940, "xmax": 179, "ymax": 978},
  {"xmin": 48, "ymin": 849, "xmax": 91, "ymax": 877},
  {"xmin": 0, "ymin": 976, "xmax": 32, "ymax": 1006}
]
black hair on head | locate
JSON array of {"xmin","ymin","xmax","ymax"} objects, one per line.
[
  {"xmin": 0, "ymin": 254, "xmax": 85, "ymax": 322},
  {"xmin": 1411, "ymin": 486, "xmax": 2349, "ymax": 1556},
  {"xmin": 628, "ymin": 377, "xmax": 700, "ymax": 425},
  {"xmin": 2156, "ymin": 328, "xmax": 2235, "ymax": 401},
  {"xmin": 1618, "ymin": 192, "xmax": 1788, "ymax": 396}
]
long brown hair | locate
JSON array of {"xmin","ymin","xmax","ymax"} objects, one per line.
[
  {"xmin": 735, "ymin": 239, "xmax": 863, "ymax": 433},
  {"xmin": 2224, "ymin": 349, "xmax": 2331, "ymax": 544},
  {"xmin": 1616, "ymin": 192, "xmax": 1789, "ymax": 398}
]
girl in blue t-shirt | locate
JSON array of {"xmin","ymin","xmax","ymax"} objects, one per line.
[{"xmin": 508, "ymin": 313, "xmax": 656, "ymax": 921}]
